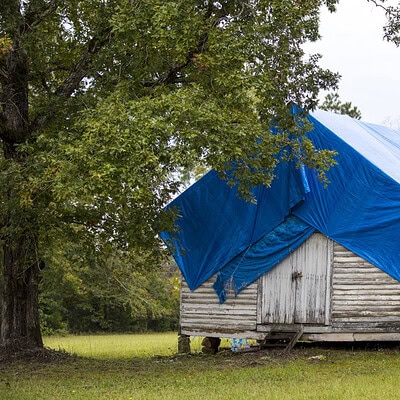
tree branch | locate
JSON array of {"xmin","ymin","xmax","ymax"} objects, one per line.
[
  {"xmin": 54, "ymin": 28, "xmax": 112, "ymax": 98},
  {"xmin": 30, "ymin": 27, "xmax": 112, "ymax": 133},
  {"xmin": 142, "ymin": 33, "xmax": 209, "ymax": 88},
  {"xmin": 368, "ymin": 0, "xmax": 400, "ymax": 46},
  {"xmin": 141, "ymin": 2, "xmax": 232, "ymax": 89},
  {"xmin": 367, "ymin": 0, "xmax": 388, "ymax": 12},
  {"xmin": 0, "ymin": 66, "xmax": 8, "ymax": 81},
  {"xmin": 23, "ymin": 0, "xmax": 60, "ymax": 33}
]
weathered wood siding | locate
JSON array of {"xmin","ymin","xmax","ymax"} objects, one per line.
[
  {"xmin": 332, "ymin": 243, "xmax": 400, "ymax": 332},
  {"xmin": 260, "ymin": 233, "xmax": 331, "ymax": 325},
  {"xmin": 179, "ymin": 234, "xmax": 400, "ymax": 340},
  {"xmin": 180, "ymin": 277, "xmax": 258, "ymax": 335}
]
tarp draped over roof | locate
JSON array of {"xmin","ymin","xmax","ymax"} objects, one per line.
[
  {"xmin": 160, "ymin": 110, "xmax": 400, "ymax": 303},
  {"xmin": 294, "ymin": 112, "xmax": 400, "ymax": 285},
  {"xmin": 161, "ymin": 160, "xmax": 308, "ymax": 291}
]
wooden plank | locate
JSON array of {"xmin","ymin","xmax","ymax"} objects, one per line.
[
  {"xmin": 334, "ymin": 289, "xmax": 400, "ymax": 296},
  {"xmin": 182, "ymin": 290, "xmax": 258, "ymax": 297},
  {"xmin": 333, "ymin": 280, "xmax": 397, "ymax": 286},
  {"xmin": 181, "ymin": 316, "xmax": 256, "ymax": 323},
  {"xmin": 181, "ymin": 297, "xmax": 258, "ymax": 305},
  {"xmin": 333, "ymin": 272, "xmax": 396, "ymax": 280},
  {"xmin": 333, "ymin": 284, "xmax": 400, "ymax": 290},
  {"xmin": 181, "ymin": 314, "xmax": 257, "ymax": 321},
  {"xmin": 334, "ymin": 267, "xmax": 384, "ymax": 273},
  {"xmin": 333, "ymin": 302, "xmax": 400, "ymax": 311},
  {"xmin": 181, "ymin": 287, "xmax": 257, "ymax": 296},
  {"xmin": 182, "ymin": 313, "xmax": 256, "ymax": 319},
  {"xmin": 182, "ymin": 288, "xmax": 258, "ymax": 296},
  {"xmin": 304, "ymin": 333, "xmax": 355, "ymax": 342},
  {"xmin": 181, "ymin": 312, "xmax": 256, "ymax": 320},
  {"xmin": 181, "ymin": 324, "xmax": 256, "ymax": 332},
  {"xmin": 181, "ymin": 323, "xmax": 257, "ymax": 332},
  {"xmin": 261, "ymin": 254, "xmax": 296, "ymax": 324},
  {"xmin": 353, "ymin": 333, "xmax": 400, "ymax": 341},
  {"xmin": 334, "ymin": 256, "xmax": 366, "ymax": 263},
  {"xmin": 256, "ymin": 324, "xmax": 331, "ymax": 334},
  {"xmin": 332, "ymin": 318, "xmax": 400, "ymax": 323},
  {"xmin": 304, "ymin": 332, "xmax": 400, "ymax": 342},
  {"xmin": 332, "ymin": 312, "xmax": 400, "ymax": 318},
  {"xmin": 333, "ymin": 311, "xmax": 400, "ymax": 318},
  {"xmin": 334, "ymin": 244, "xmax": 350, "ymax": 250},
  {"xmin": 293, "ymin": 233, "xmax": 330, "ymax": 324},
  {"xmin": 181, "ymin": 319, "xmax": 256, "ymax": 326},
  {"xmin": 333, "ymin": 295, "xmax": 400, "ymax": 301},
  {"xmin": 332, "ymin": 320, "xmax": 400, "ymax": 332},
  {"xmin": 181, "ymin": 292, "xmax": 258, "ymax": 300},
  {"xmin": 325, "ymin": 238, "xmax": 333, "ymax": 326},
  {"xmin": 284, "ymin": 326, "xmax": 304, "ymax": 353},
  {"xmin": 256, "ymin": 275, "xmax": 263, "ymax": 325},
  {"xmin": 181, "ymin": 322, "xmax": 257, "ymax": 330},
  {"xmin": 180, "ymin": 329, "xmax": 266, "ymax": 340},
  {"xmin": 332, "ymin": 314, "xmax": 400, "ymax": 319},
  {"xmin": 182, "ymin": 304, "xmax": 256, "ymax": 312}
]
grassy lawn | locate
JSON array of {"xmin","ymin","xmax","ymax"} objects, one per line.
[
  {"xmin": 1, "ymin": 334, "xmax": 400, "ymax": 399},
  {"xmin": 43, "ymin": 332, "xmax": 181, "ymax": 359}
]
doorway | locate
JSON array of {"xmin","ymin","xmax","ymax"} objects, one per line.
[{"xmin": 260, "ymin": 233, "xmax": 332, "ymax": 325}]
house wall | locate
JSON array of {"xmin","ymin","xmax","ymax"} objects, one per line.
[
  {"xmin": 331, "ymin": 242, "xmax": 400, "ymax": 332},
  {"xmin": 179, "ymin": 234, "xmax": 400, "ymax": 341},
  {"xmin": 179, "ymin": 277, "xmax": 263, "ymax": 339}
]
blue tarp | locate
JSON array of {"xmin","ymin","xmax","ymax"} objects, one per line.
[
  {"xmin": 294, "ymin": 111, "xmax": 400, "ymax": 284},
  {"xmin": 160, "ymin": 110, "xmax": 400, "ymax": 302},
  {"xmin": 160, "ymin": 160, "xmax": 308, "ymax": 290}
]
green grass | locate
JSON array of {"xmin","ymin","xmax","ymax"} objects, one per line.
[
  {"xmin": 2, "ymin": 334, "xmax": 400, "ymax": 400},
  {"xmin": 43, "ymin": 333, "xmax": 240, "ymax": 359},
  {"xmin": 43, "ymin": 332, "xmax": 180, "ymax": 359}
]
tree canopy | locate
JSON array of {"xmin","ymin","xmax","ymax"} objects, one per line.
[{"xmin": 1, "ymin": 0, "xmax": 399, "ymax": 352}]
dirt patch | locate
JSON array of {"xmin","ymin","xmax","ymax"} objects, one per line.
[{"xmin": 0, "ymin": 346, "xmax": 76, "ymax": 365}]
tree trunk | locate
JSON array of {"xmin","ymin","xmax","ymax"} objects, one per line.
[
  {"xmin": 0, "ymin": 40, "xmax": 44, "ymax": 351},
  {"xmin": 1, "ymin": 234, "xmax": 43, "ymax": 350}
]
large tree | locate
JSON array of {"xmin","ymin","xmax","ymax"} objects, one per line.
[{"xmin": 0, "ymin": 0, "xmax": 378, "ymax": 353}]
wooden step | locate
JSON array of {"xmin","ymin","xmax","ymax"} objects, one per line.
[
  {"xmin": 259, "ymin": 326, "xmax": 304, "ymax": 352},
  {"xmin": 284, "ymin": 326, "xmax": 304, "ymax": 352}
]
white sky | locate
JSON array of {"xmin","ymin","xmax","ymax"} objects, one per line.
[{"xmin": 305, "ymin": 0, "xmax": 400, "ymax": 126}]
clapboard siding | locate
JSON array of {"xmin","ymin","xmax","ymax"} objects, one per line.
[
  {"xmin": 179, "ymin": 236, "xmax": 400, "ymax": 341},
  {"xmin": 180, "ymin": 277, "xmax": 258, "ymax": 333},
  {"xmin": 332, "ymin": 243, "xmax": 400, "ymax": 330}
]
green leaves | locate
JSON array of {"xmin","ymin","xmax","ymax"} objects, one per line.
[
  {"xmin": 2, "ymin": 0, "xmax": 342, "ymax": 287},
  {"xmin": 320, "ymin": 92, "xmax": 362, "ymax": 120},
  {"xmin": 5, "ymin": 1, "xmax": 344, "ymax": 252},
  {"xmin": 367, "ymin": 0, "xmax": 400, "ymax": 46}
]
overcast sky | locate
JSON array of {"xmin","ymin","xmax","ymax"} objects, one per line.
[{"xmin": 305, "ymin": 0, "xmax": 400, "ymax": 126}]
